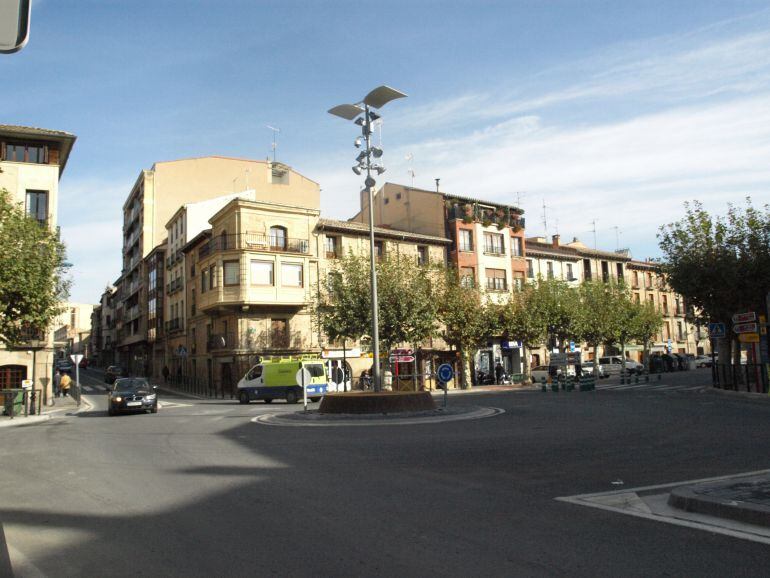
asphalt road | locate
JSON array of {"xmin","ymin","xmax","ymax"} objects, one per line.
[{"xmin": 1, "ymin": 368, "xmax": 769, "ymax": 577}]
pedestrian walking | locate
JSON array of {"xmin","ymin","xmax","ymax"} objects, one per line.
[
  {"xmin": 494, "ymin": 361, "xmax": 504, "ymax": 385},
  {"xmin": 53, "ymin": 369, "xmax": 62, "ymax": 398},
  {"xmin": 162, "ymin": 365, "xmax": 170, "ymax": 385},
  {"xmin": 60, "ymin": 372, "xmax": 72, "ymax": 397}
]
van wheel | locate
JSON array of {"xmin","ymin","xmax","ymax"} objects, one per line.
[
  {"xmin": 285, "ymin": 390, "xmax": 298, "ymax": 404},
  {"xmin": 263, "ymin": 398, "xmax": 273, "ymax": 404},
  {"xmin": 310, "ymin": 397, "xmax": 320, "ymax": 403},
  {"xmin": 239, "ymin": 391, "xmax": 250, "ymax": 405}
]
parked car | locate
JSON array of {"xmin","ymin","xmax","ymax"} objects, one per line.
[
  {"xmin": 107, "ymin": 378, "xmax": 158, "ymax": 416},
  {"xmin": 530, "ymin": 364, "xmax": 575, "ymax": 383},
  {"xmin": 78, "ymin": 357, "xmax": 88, "ymax": 369},
  {"xmin": 581, "ymin": 361, "xmax": 608, "ymax": 379},
  {"xmin": 598, "ymin": 356, "xmax": 644, "ymax": 376},
  {"xmin": 105, "ymin": 365, "xmax": 126, "ymax": 384}
]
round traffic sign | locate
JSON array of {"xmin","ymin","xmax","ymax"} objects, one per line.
[
  {"xmin": 295, "ymin": 367, "xmax": 312, "ymax": 387},
  {"xmin": 437, "ymin": 363, "xmax": 454, "ymax": 383}
]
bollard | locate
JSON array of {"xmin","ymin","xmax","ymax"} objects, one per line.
[
  {"xmin": 658, "ymin": 373, "xmax": 662, "ymax": 382},
  {"xmin": 551, "ymin": 382, "xmax": 559, "ymax": 392},
  {"xmin": 541, "ymin": 377, "xmax": 547, "ymax": 392},
  {"xmin": 645, "ymin": 373, "xmax": 649, "ymax": 383}
]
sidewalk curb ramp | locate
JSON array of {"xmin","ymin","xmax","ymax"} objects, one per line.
[{"xmin": 668, "ymin": 473, "xmax": 770, "ymax": 528}]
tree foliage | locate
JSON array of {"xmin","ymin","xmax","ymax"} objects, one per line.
[
  {"xmin": 658, "ymin": 198, "xmax": 770, "ymax": 325},
  {"xmin": 316, "ymin": 252, "xmax": 440, "ymax": 351},
  {"xmin": 435, "ymin": 269, "xmax": 498, "ymax": 388},
  {"xmin": 0, "ymin": 189, "xmax": 69, "ymax": 344}
]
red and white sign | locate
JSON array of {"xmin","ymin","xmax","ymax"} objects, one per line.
[
  {"xmin": 733, "ymin": 322, "xmax": 759, "ymax": 334},
  {"xmin": 732, "ymin": 312, "xmax": 756, "ymax": 324},
  {"xmin": 390, "ymin": 348, "xmax": 415, "ymax": 363}
]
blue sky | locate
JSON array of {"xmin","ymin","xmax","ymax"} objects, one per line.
[{"xmin": 4, "ymin": 0, "xmax": 770, "ymax": 303}]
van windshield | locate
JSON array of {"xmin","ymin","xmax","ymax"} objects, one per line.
[{"xmin": 305, "ymin": 364, "xmax": 325, "ymax": 378}]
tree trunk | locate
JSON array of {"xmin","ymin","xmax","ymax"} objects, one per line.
[
  {"xmin": 621, "ymin": 341, "xmax": 627, "ymax": 377},
  {"xmin": 593, "ymin": 344, "xmax": 599, "ymax": 379},
  {"xmin": 461, "ymin": 349, "xmax": 472, "ymax": 389}
]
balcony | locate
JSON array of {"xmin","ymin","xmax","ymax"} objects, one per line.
[
  {"xmin": 165, "ymin": 318, "xmax": 183, "ymax": 333},
  {"xmin": 166, "ymin": 277, "xmax": 184, "ymax": 295},
  {"xmin": 199, "ymin": 233, "xmax": 310, "ymax": 259},
  {"xmin": 446, "ymin": 203, "xmax": 526, "ymax": 230},
  {"xmin": 124, "ymin": 305, "xmax": 140, "ymax": 322},
  {"xmin": 207, "ymin": 330, "xmax": 305, "ymax": 352},
  {"xmin": 483, "ymin": 244, "xmax": 505, "ymax": 256}
]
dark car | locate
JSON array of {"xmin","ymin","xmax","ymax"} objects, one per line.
[
  {"xmin": 105, "ymin": 365, "xmax": 126, "ymax": 384},
  {"xmin": 78, "ymin": 357, "xmax": 88, "ymax": 369},
  {"xmin": 107, "ymin": 378, "xmax": 158, "ymax": 416}
]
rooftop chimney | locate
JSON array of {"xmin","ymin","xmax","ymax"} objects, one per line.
[{"xmin": 552, "ymin": 234, "xmax": 560, "ymax": 247}]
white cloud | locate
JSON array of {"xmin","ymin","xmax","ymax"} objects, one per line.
[{"xmin": 310, "ymin": 21, "xmax": 770, "ymax": 262}]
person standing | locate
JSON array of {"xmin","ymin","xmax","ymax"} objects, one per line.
[
  {"xmin": 53, "ymin": 369, "xmax": 62, "ymax": 398},
  {"xmin": 162, "ymin": 365, "xmax": 170, "ymax": 385},
  {"xmin": 60, "ymin": 372, "xmax": 72, "ymax": 397}
]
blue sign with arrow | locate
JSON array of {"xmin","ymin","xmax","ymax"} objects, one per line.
[{"xmin": 437, "ymin": 363, "xmax": 454, "ymax": 383}]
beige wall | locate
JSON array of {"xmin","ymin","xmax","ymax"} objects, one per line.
[
  {"xmin": 0, "ymin": 162, "xmax": 61, "ymax": 228},
  {"xmin": 357, "ymin": 183, "xmax": 446, "ymax": 238}
]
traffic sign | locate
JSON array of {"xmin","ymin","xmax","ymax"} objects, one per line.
[
  {"xmin": 70, "ymin": 354, "xmax": 83, "ymax": 364},
  {"xmin": 738, "ymin": 333, "xmax": 760, "ymax": 343},
  {"xmin": 667, "ymin": 339, "xmax": 673, "ymax": 353},
  {"xmin": 732, "ymin": 312, "xmax": 756, "ymax": 324},
  {"xmin": 390, "ymin": 354, "xmax": 415, "ymax": 363},
  {"xmin": 708, "ymin": 322, "xmax": 726, "ymax": 339},
  {"xmin": 550, "ymin": 353, "xmax": 567, "ymax": 365},
  {"xmin": 569, "ymin": 341, "xmax": 575, "ymax": 352},
  {"xmin": 21, "ymin": 379, "xmax": 32, "ymax": 389},
  {"xmin": 734, "ymin": 322, "xmax": 759, "ymax": 334},
  {"xmin": 437, "ymin": 363, "xmax": 454, "ymax": 383}
]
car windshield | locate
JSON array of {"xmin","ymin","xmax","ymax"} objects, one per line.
[
  {"xmin": 304, "ymin": 364, "xmax": 325, "ymax": 378},
  {"xmin": 113, "ymin": 379, "xmax": 149, "ymax": 391}
]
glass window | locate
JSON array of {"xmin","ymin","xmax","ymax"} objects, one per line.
[
  {"xmin": 223, "ymin": 260, "xmax": 240, "ymax": 286},
  {"xmin": 201, "ymin": 268, "xmax": 209, "ymax": 293},
  {"xmin": 526, "ymin": 259, "xmax": 534, "ymax": 278},
  {"xmin": 546, "ymin": 262, "xmax": 554, "ymax": 279},
  {"xmin": 511, "ymin": 236, "xmax": 522, "ymax": 257},
  {"xmin": 566, "ymin": 263, "xmax": 574, "ymax": 280},
  {"xmin": 485, "ymin": 268, "xmax": 507, "ymax": 291},
  {"xmin": 460, "ymin": 267, "xmax": 475, "ymax": 288},
  {"xmin": 250, "ymin": 260, "xmax": 274, "ymax": 285},
  {"xmin": 270, "ymin": 226, "xmax": 287, "ymax": 250},
  {"xmin": 281, "ymin": 263, "xmax": 303, "ymax": 287},
  {"xmin": 483, "ymin": 233, "xmax": 504, "ymax": 254},
  {"xmin": 459, "ymin": 229, "xmax": 473, "ymax": 252},
  {"xmin": 374, "ymin": 241, "xmax": 384, "ymax": 260},
  {"xmin": 417, "ymin": 246, "xmax": 428, "ymax": 266},
  {"xmin": 209, "ymin": 265, "xmax": 217, "ymax": 289},
  {"xmin": 25, "ymin": 190, "xmax": 48, "ymax": 225},
  {"xmin": 325, "ymin": 236, "xmax": 338, "ymax": 258}
]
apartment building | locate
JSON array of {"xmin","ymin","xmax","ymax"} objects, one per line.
[
  {"xmin": 52, "ymin": 302, "xmax": 95, "ymax": 359},
  {"xmin": 0, "ymin": 125, "xmax": 76, "ymax": 401},
  {"xmin": 352, "ymin": 182, "xmax": 527, "ymax": 382},
  {"xmin": 525, "ymin": 235, "xmax": 581, "ymax": 285},
  {"xmin": 89, "ymin": 286, "xmax": 118, "ymax": 367},
  {"xmin": 627, "ymin": 260, "xmax": 709, "ymax": 359},
  {"xmin": 115, "ymin": 156, "xmax": 319, "ymax": 375}
]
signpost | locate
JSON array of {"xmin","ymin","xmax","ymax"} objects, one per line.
[
  {"xmin": 708, "ymin": 322, "xmax": 726, "ymax": 339},
  {"xmin": 667, "ymin": 339, "xmax": 673, "ymax": 353},
  {"xmin": 70, "ymin": 354, "xmax": 83, "ymax": 407},
  {"xmin": 296, "ymin": 367, "xmax": 312, "ymax": 413},
  {"xmin": 732, "ymin": 312, "xmax": 756, "ymax": 324},
  {"xmin": 738, "ymin": 333, "xmax": 760, "ymax": 343},
  {"xmin": 437, "ymin": 363, "xmax": 454, "ymax": 408},
  {"xmin": 733, "ymin": 322, "xmax": 759, "ymax": 334}
]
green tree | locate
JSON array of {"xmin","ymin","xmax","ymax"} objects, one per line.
[
  {"xmin": 0, "ymin": 189, "xmax": 69, "ymax": 344},
  {"xmin": 316, "ymin": 252, "xmax": 440, "ymax": 384},
  {"xmin": 576, "ymin": 280, "xmax": 619, "ymax": 377},
  {"xmin": 628, "ymin": 301, "xmax": 664, "ymax": 371},
  {"xmin": 658, "ymin": 198, "xmax": 770, "ymax": 366},
  {"xmin": 498, "ymin": 285, "xmax": 547, "ymax": 380},
  {"xmin": 435, "ymin": 269, "xmax": 498, "ymax": 388}
]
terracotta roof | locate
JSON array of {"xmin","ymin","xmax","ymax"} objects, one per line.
[
  {"xmin": 317, "ymin": 218, "xmax": 451, "ymax": 244},
  {"xmin": 524, "ymin": 241, "xmax": 581, "ymax": 261},
  {"xmin": 0, "ymin": 124, "xmax": 76, "ymax": 139}
]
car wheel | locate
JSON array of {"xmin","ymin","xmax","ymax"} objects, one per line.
[
  {"xmin": 310, "ymin": 397, "xmax": 321, "ymax": 403},
  {"xmin": 238, "ymin": 391, "xmax": 250, "ymax": 405},
  {"xmin": 263, "ymin": 398, "xmax": 273, "ymax": 404},
  {"xmin": 285, "ymin": 390, "xmax": 298, "ymax": 404}
]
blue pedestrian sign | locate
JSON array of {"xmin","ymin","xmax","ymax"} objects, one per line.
[
  {"xmin": 708, "ymin": 322, "xmax": 726, "ymax": 339},
  {"xmin": 437, "ymin": 363, "xmax": 454, "ymax": 383},
  {"xmin": 569, "ymin": 341, "xmax": 575, "ymax": 352}
]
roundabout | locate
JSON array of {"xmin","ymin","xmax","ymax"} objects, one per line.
[{"xmin": 252, "ymin": 405, "xmax": 505, "ymax": 427}]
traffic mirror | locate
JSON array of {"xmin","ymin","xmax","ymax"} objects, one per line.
[{"xmin": 0, "ymin": 0, "xmax": 31, "ymax": 54}]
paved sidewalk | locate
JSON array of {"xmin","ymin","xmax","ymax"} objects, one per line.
[
  {"xmin": 669, "ymin": 472, "xmax": 770, "ymax": 528},
  {"xmin": 0, "ymin": 393, "xmax": 87, "ymax": 428}
]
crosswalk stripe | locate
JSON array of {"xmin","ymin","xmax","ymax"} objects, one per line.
[{"xmin": 595, "ymin": 382, "xmax": 705, "ymax": 392}]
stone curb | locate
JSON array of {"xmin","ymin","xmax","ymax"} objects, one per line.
[{"xmin": 668, "ymin": 475, "xmax": 770, "ymax": 528}]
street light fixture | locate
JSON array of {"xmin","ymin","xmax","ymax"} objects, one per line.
[{"xmin": 328, "ymin": 85, "xmax": 407, "ymax": 391}]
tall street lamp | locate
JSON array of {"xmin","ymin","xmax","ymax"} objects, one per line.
[{"xmin": 328, "ymin": 85, "xmax": 407, "ymax": 392}]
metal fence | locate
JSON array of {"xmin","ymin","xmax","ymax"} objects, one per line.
[{"xmin": 712, "ymin": 363, "xmax": 768, "ymax": 394}]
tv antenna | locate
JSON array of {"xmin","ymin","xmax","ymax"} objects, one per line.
[
  {"xmin": 590, "ymin": 219, "xmax": 598, "ymax": 249},
  {"xmin": 267, "ymin": 125, "xmax": 280, "ymax": 162},
  {"xmin": 542, "ymin": 200, "xmax": 548, "ymax": 237},
  {"xmin": 405, "ymin": 153, "xmax": 415, "ymax": 187},
  {"xmin": 612, "ymin": 226, "xmax": 621, "ymax": 250}
]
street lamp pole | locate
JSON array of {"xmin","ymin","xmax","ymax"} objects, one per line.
[{"xmin": 328, "ymin": 86, "xmax": 407, "ymax": 392}]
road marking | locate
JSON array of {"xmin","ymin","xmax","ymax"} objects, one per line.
[
  {"xmin": 254, "ymin": 406, "xmax": 505, "ymax": 427},
  {"xmin": 556, "ymin": 469, "xmax": 770, "ymax": 545}
]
